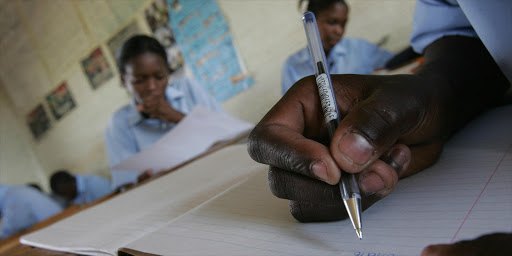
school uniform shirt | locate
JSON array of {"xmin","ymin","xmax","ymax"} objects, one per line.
[
  {"xmin": 0, "ymin": 185, "xmax": 63, "ymax": 239},
  {"xmin": 281, "ymin": 38, "xmax": 393, "ymax": 94},
  {"xmin": 105, "ymin": 77, "xmax": 224, "ymax": 189},
  {"xmin": 410, "ymin": 0, "xmax": 511, "ymax": 82},
  {"xmin": 409, "ymin": 0, "xmax": 477, "ymax": 54},
  {"xmin": 72, "ymin": 174, "xmax": 112, "ymax": 205}
]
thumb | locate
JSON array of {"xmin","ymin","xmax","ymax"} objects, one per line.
[{"xmin": 329, "ymin": 76, "xmax": 424, "ymax": 174}]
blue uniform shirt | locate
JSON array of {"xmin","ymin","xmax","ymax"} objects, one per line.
[
  {"xmin": 410, "ymin": 0, "xmax": 477, "ymax": 54},
  {"xmin": 282, "ymin": 38, "xmax": 393, "ymax": 94},
  {"xmin": 105, "ymin": 77, "xmax": 224, "ymax": 188},
  {"xmin": 72, "ymin": 174, "xmax": 113, "ymax": 205},
  {"xmin": 0, "ymin": 185, "xmax": 63, "ymax": 239}
]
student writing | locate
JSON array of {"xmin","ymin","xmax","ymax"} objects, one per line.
[{"xmin": 248, "ymin": 0, "xmax": 511, "ymax": 254}]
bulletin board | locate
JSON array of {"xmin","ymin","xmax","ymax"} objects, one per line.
[{"xmin": 165, "ymin": 0, "xmax": 254, "ymax": 102}]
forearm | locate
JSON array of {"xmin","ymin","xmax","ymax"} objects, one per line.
[{"xmin": 415, "ymin": 36, "xmax": 510, "ymax": 140}]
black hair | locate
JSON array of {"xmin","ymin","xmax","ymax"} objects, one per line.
[
  {"xmin": 299, "ymin": 0, "xmax": 348, "ymax": 16},
  {"xmin": 50, "ymin": 170, "xmax": 75, "ymax": 194},
  {"xmin": 116, "ymin": 34, "xmax": 170, "ymax": 75}
]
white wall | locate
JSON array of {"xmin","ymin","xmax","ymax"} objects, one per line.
[
  {"xmin": 0, "ymin": 83, "xmax": 48, "ymax": 189},
  {"xmin": 0, "ymin": 0, "xmax": 416, "ymax": 187}
]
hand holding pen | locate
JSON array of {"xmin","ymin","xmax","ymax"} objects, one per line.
[{"xmin": 248, "ymin": 23, "xmax": 456, "ymax": 231}]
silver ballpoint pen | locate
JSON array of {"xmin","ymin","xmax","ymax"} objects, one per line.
[{"xmin": 302, "ymin": 11, "xmax": 363, "ymax": 239}]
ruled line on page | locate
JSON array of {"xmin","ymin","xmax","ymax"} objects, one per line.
[{"xmin": 451, "ymin": 143, "xmax": 512, "ymax": 243}]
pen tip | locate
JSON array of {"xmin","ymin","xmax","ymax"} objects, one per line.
[{"xmin": 356, "ymin": 229, "xmax": 363, "ymax": 240}]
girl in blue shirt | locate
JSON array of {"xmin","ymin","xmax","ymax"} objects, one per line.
[
  {"xmin": 281, "ymin": 0, "xmax": 393, "ymax": 94},
  {"xmin": 105, "ymin": 35, "xmax": 224, "ymax": 188}
]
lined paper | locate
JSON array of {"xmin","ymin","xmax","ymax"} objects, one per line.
[{"xmin": 125, "ymin": 105, "xmax": 512, "ymax": 256}]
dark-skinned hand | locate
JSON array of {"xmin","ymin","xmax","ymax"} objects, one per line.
[
  {"xmin": 137, "ymin": 94, "xmax": 185, "ymax": 123},
  {"xmin": 247, "ymin": 36, "xmax": 509, "ymax": 222}
]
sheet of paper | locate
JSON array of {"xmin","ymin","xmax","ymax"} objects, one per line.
[
  {"xmin": 112, "ymin": 106, "xmax": 254, "ymax": 172},
  {"xmin": 124, "ymin": 105, "xmax": 512, "ymax": 256},
  {"xmin": 20, "ymin": 144, "xmax": 264, "ymax": 256}
]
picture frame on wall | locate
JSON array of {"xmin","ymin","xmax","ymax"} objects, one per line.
[
  {"xmin": 81, "ymin": 47, "xmax": 114, "ymax": 90},
  {"xmin": 45, "ymin": 82, "xmax": 76, "ymax": 121},
  {"xmin": 26, "ymin": 103, "xmax": 52, "ymax": 140}
]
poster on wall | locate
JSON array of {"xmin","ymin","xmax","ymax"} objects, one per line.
[
  {"xmin": 26, "ymin": 103, "xmax": 51, "ymax": 140},
  {"xmin": 81, "ymin": 47, "xmax": 114, "ymax": 90},
  {"xmin": 166, "ymin": 0, "xmax": 254, "ymax": 102},
  {"xmin": 107, "ymin": 21, "xmax": 142, "ymax": 59},
  {"xmin": 145, "ymin": 0, "xmax": 184, "ymax": 74},
  {"xmin": 45, "ymin": 82, "xmax": 76, "ymax": 121}
]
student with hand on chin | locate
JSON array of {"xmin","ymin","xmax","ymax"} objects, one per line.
[{"xmin": 105, "ymin": 35, "xmax": 224, "ymax": 189}]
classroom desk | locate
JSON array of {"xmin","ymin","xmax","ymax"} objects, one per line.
[{"xmin": 0, "ymin": 134, "xmax": 249, "ymax": 256}]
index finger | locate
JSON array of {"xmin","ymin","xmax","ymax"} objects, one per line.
[{"xmin": 248, "ymin": 76, "xmax": 342, "ymax": 185}]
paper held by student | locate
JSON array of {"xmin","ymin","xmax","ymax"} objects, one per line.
[{"xmin": 111, "ymin": 106, "xmax": 254, "ymax": 173}]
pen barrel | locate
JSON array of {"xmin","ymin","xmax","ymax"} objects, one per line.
[
  {"xmin": 303, "ymin": 11, "xmax": 329, "ymax": 77},
  {"xmin": 340, "ymin": 171, "xmax": 360, "ymax": 200}
]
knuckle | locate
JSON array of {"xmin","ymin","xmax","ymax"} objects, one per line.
[
  {"xmin": 267, "ymin": 167, "xmax": 290, "ymax": 200},
  {"xmin": 289, "ymin": 200, "xmax": 309, "ymax": 222}
]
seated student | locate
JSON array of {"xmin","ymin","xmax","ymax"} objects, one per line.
[
  {"xmin": 281, "ymin": 0, "xmax": 393, "ymax": 94},
  {"xmin": 0, "ymin": 184, "xmax": 63, "ymax": 239},
  {"xmin": 105, "ymin": 35, "xmax": 224, "ymax": 189},
  {"xmin": 50, "ymin": 170, "xmax": 112, "ymax": 206},
  {"xmin": 249, "ymin": 0, "xmax": 511, "ymax": 254}
]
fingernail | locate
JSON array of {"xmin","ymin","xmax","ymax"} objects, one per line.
[
  {"xmin": 338, "ymin": 132, "xmax": 374, "ymax": 165},
  {"xmin": 311, "ymin": 161, "xmax": 329, "ymax": 182},
  {"xmin": 389, "ymin": 148, "xmax": 407, "ymax": 174},
  {"xmin": 360, "ymin": 172, "xmax": 385, "ymax": 194}
]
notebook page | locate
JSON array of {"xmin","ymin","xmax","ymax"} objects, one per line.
[
  {"xmin": 112, "ymin": 106, "xmax": 254, "ymax": 173},
  {"xmin": 125, "ymin": 105, "xmax": 512, "ymax": 256},
  {"xmin": 20, "ymin": 144, "xmax": 263, "ymax": 256}
]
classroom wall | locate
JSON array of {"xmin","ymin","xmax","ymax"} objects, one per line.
[
  {"xmin": 0, "ymin": 0, "xmax": 416, "ymax": 190},
  {"xmin": 0, "ymin": 82, "xmax": 48, "ymax": 188}
]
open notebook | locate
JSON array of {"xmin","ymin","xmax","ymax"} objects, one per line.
[{"xmin": 21, "ymin": 105, "xmax": 512, "ymax": 256}]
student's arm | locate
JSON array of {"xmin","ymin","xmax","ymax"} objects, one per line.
[{"xmin": 88, "ymin": 175, "xmax": 114, "ymax": 202}]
